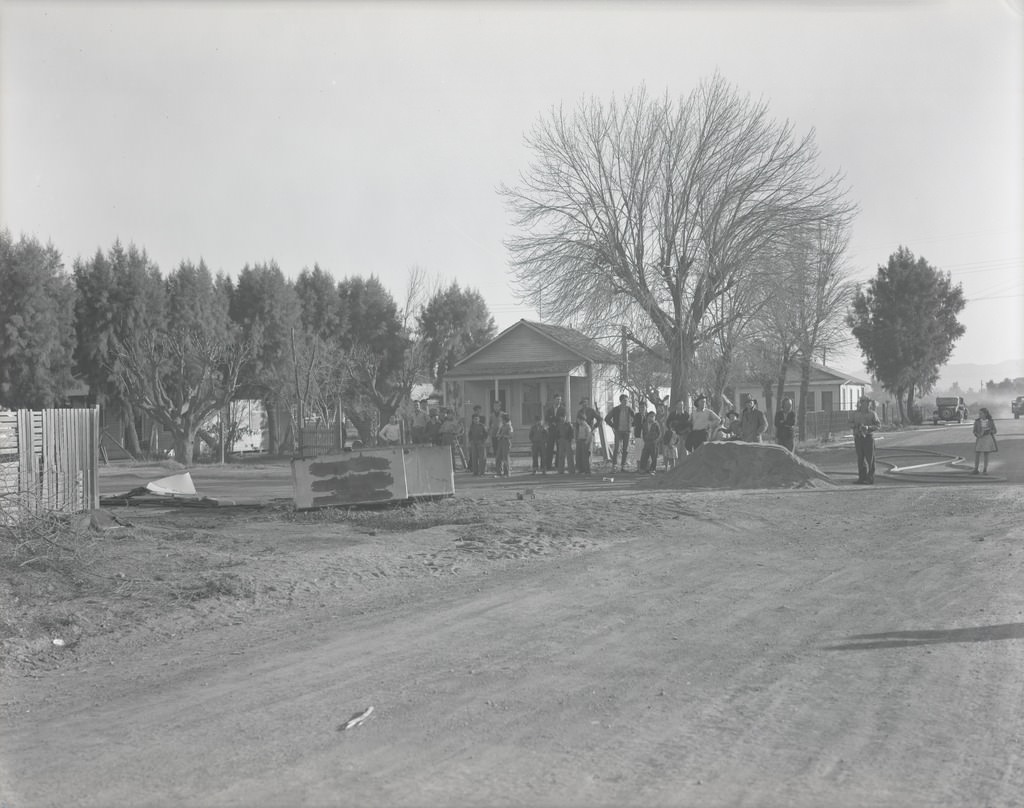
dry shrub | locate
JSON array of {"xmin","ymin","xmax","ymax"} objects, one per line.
[{"xmin": 0, "ymin": 492, "xmax": 99, "ymax": 575}]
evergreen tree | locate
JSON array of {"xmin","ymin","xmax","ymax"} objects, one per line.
[
  {"xmin": 847, "ymin": 246, "xmax": 966, "ymax": 421},
  {"xmin": 74, "ymin": 241, "xmax": 164, "ymax": 456},
  {"xmin": 228, "ymin": 261, "xmax": 302, "ymax": 453},
  {"xmin": 0, "ymin": 231, "xmax": 77, "ymax": 408},
  {"xmin": 417, "ymin": 282, "xmax": 496, "ymax": 385},
  {"xmin": 113, "ymin": 260, "xmax": 255, "ymax": 464}
]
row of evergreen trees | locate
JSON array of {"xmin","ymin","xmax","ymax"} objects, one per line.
[{"xmin": 0, "ymin": 231, "xmax": 496, "ymax": 462}]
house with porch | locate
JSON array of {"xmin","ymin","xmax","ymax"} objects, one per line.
[
  {"xmin": 442, "ymin": 320, "xmax": 623, "ymax": 451},
  {"xmin": 732, "ymin": 361, "xmax": 870, "ymax": 415}
]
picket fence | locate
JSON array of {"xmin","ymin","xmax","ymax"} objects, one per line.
[{"xmin": 0, "ymin": 408, "xmax": 100, "ymax": 521}]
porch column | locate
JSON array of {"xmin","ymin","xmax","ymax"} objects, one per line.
[{"xmin": 563, "ymin": 375, "xmax": 571, "ymax": 407}]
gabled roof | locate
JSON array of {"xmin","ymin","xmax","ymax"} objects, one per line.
[
  {"xmin": 737, "ymin": 361, "xmax": 870, "ymax": 387},
  {"xmin": 449, "ymin": 319, "xmax": 621, "ymax": 370},
  {"xmin": 445, "ymin": 359, "xmax": 586, "ymax": 379},
  {"xmin": 807, "ymin": 361, "xmax": 870, "ymax": 386},
  {"xmin": 521, "ymin": 320, "xmax": 621, "ymax": 363}
]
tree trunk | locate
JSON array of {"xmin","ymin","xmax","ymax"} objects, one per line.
[
  {"xmin": 170, "ymin": 414, "xmax": 200, "ymax": 467},
  {"xmin": 893, "ymin": 386, "xmax": 905, "ymax": 423},
  {"xmin": 774, "ymin": 371, "xmax": 787, "ymax": 416},
  {"xmin": 798, "ymin": 357, "xmax": 812, "ymax": 442},
  {"xmin": 265, "ymin": 401, "xmax": 281, "ymax": 456},
  {"xmin": 172, "ymin": 433, "xmax": 191, "ymax": 467},
  {"xmin": 669, "ymin": 333, "xmax": 695, "ymax": 407},
  {"xmin": 122, "ymin": 402, "xmax": 143, "ymax": 459},
  {"xmin": 905, "ymin": 384, "xmax": 915, "ymax": 424},
  {"xmin": 348, "ymin": 411, "xmax": 372, "ymax": 446}
]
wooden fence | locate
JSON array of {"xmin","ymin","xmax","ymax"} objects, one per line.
[
  {"xmin": 798, "ymin": 403, "xmax": 898, "ymax": 442},
  {"xmin": 0, "ymin": 408, "xmax": 100, "ymax": 521}
]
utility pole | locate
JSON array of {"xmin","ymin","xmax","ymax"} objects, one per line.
[{"xmin": 621, "ymin": 326, "xmax": 628, "ymax": 385}]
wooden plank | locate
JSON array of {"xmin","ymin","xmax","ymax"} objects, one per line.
[
  {"xmin": 291, "ymin": 448, "xmax": 410, "ymax": 509},
  {"xmin": 403, "ymin": 446, "xmax": 455, "ymax": 498}
]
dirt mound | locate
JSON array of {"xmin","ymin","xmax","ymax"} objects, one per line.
[{"xmin": 640, "ymin": 440, "xmax": 836, "ymax": 490}]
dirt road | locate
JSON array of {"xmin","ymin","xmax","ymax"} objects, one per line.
[{"xmin": 2, "ymin": 483, "xmax": 1023, "ymax": 807}]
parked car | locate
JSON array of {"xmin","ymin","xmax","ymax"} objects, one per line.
[
  {"xmin": 932, "ymin": 396, "xmax": 969, "ymax": 424},
  {"xmin": 1012, "ymin": 396, "xmax": 1024, "ymax": 419}
]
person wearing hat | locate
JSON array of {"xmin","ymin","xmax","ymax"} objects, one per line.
[
  {"xmin": 687, "ymin": 394, "xmax": 721, "ymax": 452},
  {"xmin": 604, "ymin": 394, "xmax": 635, "ymax": 472},
  {"xmin": 849, "ymin": 396, "xmax": 880, "ymax": 484},
  {"xmin": 738, "ymin": 397, "xmax": 768, "ymax": 443}
]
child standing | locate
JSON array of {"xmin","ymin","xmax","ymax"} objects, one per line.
[
  {"xmin": 554, "ymin": 413, "xmax": 575, "ymax": 474},
  {"xmin": 972, "ymin": 407, "xmax": 998, "ymax": 474},
  {"xmin": 663, "ymin": 429, "xmax": 679, "ymax": 470},
  {"xmin": 574, "ymin": 412, "xmax": 593, "ymax": 475},
  {"xmin": 495, "ymin": 412, "xmax": 513, "ymax": 477},
  {"xmin": 529, "ymin": 415, "xmax": 547, "ymax": 475},
  {"xmin": 639, "ymin": 411, "xmax": 662, "ymax": 474}
]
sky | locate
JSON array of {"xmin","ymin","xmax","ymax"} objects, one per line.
[{"xmin": 2, "ymin": 0, "xmax": 1021, "ymax": 381}]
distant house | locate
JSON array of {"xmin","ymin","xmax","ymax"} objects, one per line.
[
  {"xmin": 733, "ymin": 362, "xmax": 870, "ymax": 414},
  {"xmin": 442, "ymin": 319, "xmax": 622, "ymax": 448}
]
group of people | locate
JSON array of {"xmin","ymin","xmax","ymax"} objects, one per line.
[
  {"xmin": 603, "ymin": 392, "xmax": 790, "ymax": 474},
  {"xmin": 392, "ymin": 391, "xmax": 808, "ymax": 479},
  {"xmin": 392, "ymin": 403, "xmax": 466, "ymax": 450}
]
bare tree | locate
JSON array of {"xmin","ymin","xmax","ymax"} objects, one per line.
[
  {"xmin": 502, "ymin": 75, "xmax": 854, "ymax": 405},
  {"xmin": 700, "ymin": 259, "xmax": 774, "ymax": 412},
  {"xmin": 787, "ymin": 224, "xmax": 856, "ymax": 437},
  {"xmin": 285, "ymin": 328, "xmax": 350, "ymax": 456},
  {"xmin": 113, "ymin": 327, "xmax": 257, "ymax": 466}
]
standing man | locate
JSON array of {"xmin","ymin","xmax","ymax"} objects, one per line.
[
  {"xmin": 378, "ymin": 414, "xmax": 402, "ymax": 446},
  {"xmin": 687, "ymin": 395, "xmax": 721, "ymax": 452},
  {"xmin": 604, "ymin": 394, "xmax": 635, "ymax": 473},
  {"xmin": 738, "ymin": 398, "xmax": 768, "ymax": 443},
  {"xmin": 575, "ymin": 397, "xmax": 600, "ymax": 430},
  {"xmin": 411, "ymin": 400, "xmax": 429, "ymax": 444},
  {"xmin": 774, "ymin": 398, "xmax": 796, "ymax": 452},
  {"xmin": 467, "ymin": 414, "xmax": 489, "ymax": 475},
  {"xmin": 638, "ymin": 411, "xmax": 662, "ymax": 474},
  {"xmin": 850, "ymin": 396, "xmax": 881, "ymax": 484},
  {"xmin": 543, "ymin": 393, "xmax": 566, "ymax": 471}
]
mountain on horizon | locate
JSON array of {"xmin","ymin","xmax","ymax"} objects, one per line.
[{"xmin": 936, "ymin": 359, "xmax": 1024, "ymax": 392}]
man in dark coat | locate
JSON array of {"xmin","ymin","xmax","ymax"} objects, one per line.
[{"xmin": 604, "ymin": 394, "xmax": 635, "ymax": 472}]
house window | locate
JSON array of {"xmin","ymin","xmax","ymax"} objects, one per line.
[
  {"xmin": 821, "ymin": 391, "xmax": 834, "ymax": 412},
  {"xmin": 521, "ymin": 382, "xmax": 541, "ymax": 426}
]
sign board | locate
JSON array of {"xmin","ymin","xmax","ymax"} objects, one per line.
[{"xmin": 291, "ymin": 445, "xmax": 454, "ymax": 509}]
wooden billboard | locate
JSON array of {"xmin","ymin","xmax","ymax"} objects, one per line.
[{"xmin": 291, "ymin": 445, "xmax": 455, "ymax": 509}]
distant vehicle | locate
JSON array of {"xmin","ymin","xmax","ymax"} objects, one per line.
[
  {"xmin": 932, "ymin": 396, "xmax": 969, "ymax": 424},
  {"xmin": 1012, "ymin": 397, "xmax": 1024, "ymax": 419}
]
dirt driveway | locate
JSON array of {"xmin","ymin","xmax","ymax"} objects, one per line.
[{"xmin": 2, "ymin": 459, "xmax": 1023, "ymax": 807}]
